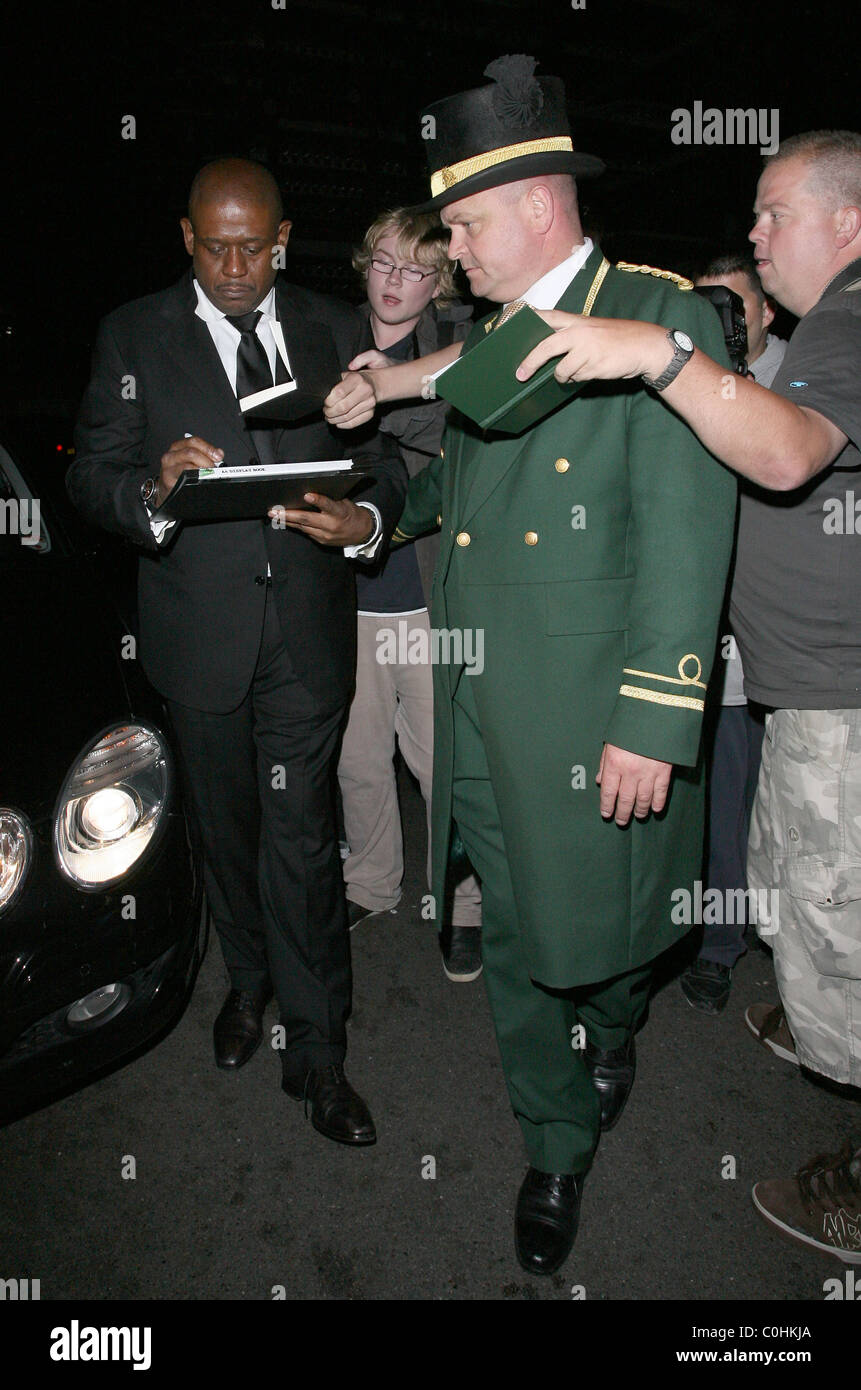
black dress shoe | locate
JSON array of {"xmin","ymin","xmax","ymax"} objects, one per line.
[
  {"xmin": 282, "ymin": 1063, "xmax": 376, "ymax": 1146},
  {"xmin": 515, "ymin": 1166, "xmax": 584, "ymax": 1275},
  {"xmin": 583, "ymin": 1035, "xmax": 636, "ymax": 1131},
  {"xmin": 213, "ymin": 987, "xmax": 271, "ymax": 1070}
]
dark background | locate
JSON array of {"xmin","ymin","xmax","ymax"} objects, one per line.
[{"xmin": 0, "ymin": 0, "xmax": 853, "ymax": 417}]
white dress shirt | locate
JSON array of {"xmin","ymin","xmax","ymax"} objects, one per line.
[
  {"xmin": 506, "ymin": 236, "xmax": 594, "ymax": 312},
  {"xmin": 147, "ymin": 279, "xmax": 382, "ymax": 558},
  {"xmin": 192, "ymin": 280, "xmax": 290, "ymax": 389}
]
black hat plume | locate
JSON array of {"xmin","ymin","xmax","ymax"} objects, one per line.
[{"xmin": 483, "ymin": 54, "xmax": 545, "ymax": 128}]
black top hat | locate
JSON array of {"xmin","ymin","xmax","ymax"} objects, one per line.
[{"xmin": 416, "ymin": 55, "xmax": 605, "ymax": 212}]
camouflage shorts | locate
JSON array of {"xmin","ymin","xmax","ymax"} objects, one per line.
[{"xmin": 747, "ymin": 708, "xmax": 861, "ymax": 1086}]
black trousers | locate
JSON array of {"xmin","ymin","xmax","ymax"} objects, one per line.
[
  {"xmin": 167, "ymin": 585, "xmax": 351, "ymax": 1084},
  {"xmin": 701, "ymin": 701, "xmax": 766, "ymax": 967}
]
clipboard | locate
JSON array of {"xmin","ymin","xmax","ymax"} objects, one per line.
[{"xmin": 152, "ymin": 460, "xmax": 372, "ymax": 522}]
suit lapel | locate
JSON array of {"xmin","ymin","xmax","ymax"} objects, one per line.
[
  {"xmin": 272, "ymin": 283, "xmax": 345, "ymax": 455},
  {"xmin": 458, "ymin": 245, "xmax": 607, "ymax": 527},
  {"xmin": 275, "ymin": 282, "xmax": 339, "ymax": 383},
  {"xmin": 158, "ymin": 277, "xmax": 244, "ymax": 435}
]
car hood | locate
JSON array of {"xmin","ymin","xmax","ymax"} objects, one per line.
[{"xmin": 2, "ymin": 555, "xmax": 143, "ymax": 818}]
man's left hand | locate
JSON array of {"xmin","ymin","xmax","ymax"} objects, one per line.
[
  {"xmin": 596, "ymin": 744, "xmax": 673, "ymax": 826},
  {"xmin": 516, "ymin": 311, "xmax": 669, "ymax": 385},
  {"xmin": 268, "ymin": 494, "xmax": 374, "ymax": 546}
]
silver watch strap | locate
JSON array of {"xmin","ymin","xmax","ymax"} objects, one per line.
[{"xmin": 642, "ymin": 330, "xmax": 693, "ymax": 392}]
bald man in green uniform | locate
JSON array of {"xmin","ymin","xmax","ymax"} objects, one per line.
[{"xmin": 329, "ymin": 55, "xmax": 736, "ymax": 1275}]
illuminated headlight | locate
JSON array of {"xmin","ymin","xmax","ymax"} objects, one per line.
[
  {"xmin": 81, "ymin": 788, "xmax": 139, "ymax": 842},
  {"xmin": 0, "ymin": 809, "xmax": 34, "ymax": 915},
  {"xmin": 54, "ymin": 724, "xmax": 170, "ymax": 889}
]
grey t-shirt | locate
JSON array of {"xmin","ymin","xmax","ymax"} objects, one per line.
[
  {"xmin": 720, "ymin": 335, "xmax": 787, "ymax": 706},
  {"xmin": 730, "ymin": 258, "xmax": 861, "ymax": 708}
]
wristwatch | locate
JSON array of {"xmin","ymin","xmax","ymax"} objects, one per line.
[
  {"xmin": 642, "ymin": 329, "xmax": 694, "ymax": 392},
  {"xmin": 140, "ymin": 477, "xmax": 161, "ymax": 509}
]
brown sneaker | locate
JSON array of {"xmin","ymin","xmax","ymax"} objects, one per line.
[
  {"xmin": 752, "ymin": 1140, "xmax": 861, "ymax": 1264},
  {"xmin": 745, "ymin": 1002, "xmax": 798, "ymax": 1065}
]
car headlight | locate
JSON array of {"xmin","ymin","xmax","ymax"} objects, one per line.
[
  {"xmin": 0, "ymin": 808, "xmax": 34, "ymax": 915},
  {"xmin": 54, "ymin": 724, "xmax": 171, "ymax": 889}
]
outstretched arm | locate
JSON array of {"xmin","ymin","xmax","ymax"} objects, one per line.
[
  {"xmin": 323, "ymin": 341, "xmax": 463, "ymax": 429},
  {"xmin": 516, "ymin": 311, "xmax": 847, "ymax": 491}
]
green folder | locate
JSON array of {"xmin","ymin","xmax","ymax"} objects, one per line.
[{"xmin": 433, "ymin": 304, "xmax": 581, "ymax": 434}]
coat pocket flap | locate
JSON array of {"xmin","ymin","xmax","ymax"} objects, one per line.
[{"xmin": 545, "ymin": 575, "xmax": 634, "ymax": 635}]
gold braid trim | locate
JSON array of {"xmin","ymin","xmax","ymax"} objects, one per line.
[
  {"xmin": 486, "ymin": 256, "xmax": 611, "ymax": 334},
  {"xmin": 582, "ymin": 258, "xmax": 611, "ymax": 316},
  {"xmin": 616, "ymin": 261, "xmax": 694, "ymax": 291},
  {"xmin": 430, "ymin": 137, "xmax": 574, "ymax": 197},
  {"xmin": 623, "ymin": 654, "xmax": 706, "ymax": 689},
  {"xmin": 622, "ymin": 669, "xmax": 705, "ymax": 691},
  {"xmin": 619, "ymin": 685, "xmax": 704, "ymax": 712}
]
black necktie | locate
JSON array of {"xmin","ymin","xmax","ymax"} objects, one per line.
[{"xmin": 225, "ymin": 310, "xmax": 291, "ymax": 399}]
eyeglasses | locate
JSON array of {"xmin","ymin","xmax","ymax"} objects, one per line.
[{"xmin": 369, "ymin": 256, "xmax": 437, "ymax": 284}]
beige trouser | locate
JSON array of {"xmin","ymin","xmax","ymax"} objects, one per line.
[
  {"xmin": 747, "ymin": 708, "xmax": 861, "ymax": 1086},
  {"xmin": 338, "ymin": 612, "xmax": 482, "ymax": 925}
]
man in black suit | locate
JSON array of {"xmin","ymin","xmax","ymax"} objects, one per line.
[{"xmin": 68, "ymin": 158, "xmax": 406, "ymax": 1145}]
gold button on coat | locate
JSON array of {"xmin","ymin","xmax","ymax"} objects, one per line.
[
  {"xmin": 456, "ymin": 531, "xmax": 471, "ymax": 547},
  {"xmin": 555, "ymin": 458, "xmax": 570, "ymax": 472},
  {"xmin": 524, "ymin": 531, "xmax": 538, "ymax": 546}
]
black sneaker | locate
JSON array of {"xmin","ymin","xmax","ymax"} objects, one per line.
[
  {"xmin": 680, "ymin": 958, "xmax": 732, "ymax": 1014},
  {"xmin": 441, "ymin": 926, "xmax": 482, "ymax": 982}
]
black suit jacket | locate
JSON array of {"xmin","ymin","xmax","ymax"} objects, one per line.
[{"xmin": 69, "ymin": 274, "xmax": 406, "ymax": 713}]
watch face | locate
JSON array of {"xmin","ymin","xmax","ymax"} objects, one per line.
[{"xmin": 673, "ymin": 330, "xmax": 694, "ymax": 352}]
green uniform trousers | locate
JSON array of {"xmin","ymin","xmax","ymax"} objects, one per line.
[{"xmin": 451, "ymin": 668, "xmax": 651, "ymax": 1174}]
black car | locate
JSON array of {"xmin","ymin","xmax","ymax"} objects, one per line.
[{"xmin": 0, "ymin": 421, "xmax": 206, "ymax": 1123}]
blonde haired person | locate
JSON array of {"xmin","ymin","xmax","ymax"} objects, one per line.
[{"xmin": 338, "ymin": 207, "xmax": 482, "ymax": 980}]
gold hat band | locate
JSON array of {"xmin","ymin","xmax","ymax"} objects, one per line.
[{"xmin": 430, "ymin": 136, "xmax": 574, "ymax": 197}]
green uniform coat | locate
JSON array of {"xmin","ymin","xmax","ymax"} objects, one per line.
[{"xmin": 395, "ymin": 245, "xmax": 737, "ymax": 988}]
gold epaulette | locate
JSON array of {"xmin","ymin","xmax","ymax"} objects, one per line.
[{"xmin": 616, "ymin": 261, "xmax": 694, "ymax": 291}]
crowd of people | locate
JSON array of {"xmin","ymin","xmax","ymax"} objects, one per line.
[{"xmin": 68, "ymin": 52, "xmax": 860, "ymax": 1278}]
